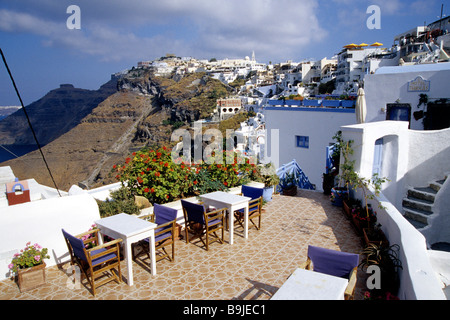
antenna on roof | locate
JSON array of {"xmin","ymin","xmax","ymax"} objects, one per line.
[{"xmin": 0, "ymin": 48, "xmax": 62, "ymax": 197}]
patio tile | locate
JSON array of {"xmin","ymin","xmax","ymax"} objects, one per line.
[{"xmin": 1, "ymin": 190, "xmax": 367, "ymax": 300}]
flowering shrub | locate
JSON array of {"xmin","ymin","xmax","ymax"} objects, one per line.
[
  {"xmin": 112, "ymin": 146, "xmax": 262, "ymax": 205},
  {"xmin": 114, "ymin": 146, "xmax": 194, "ymax": 204},
  {"xmin": 364, "ymin": 291, "xmax": 399, "ymax": 300},
  {"xmin": 8, "ymin": 242, "xmax": 50, "ymax": 274},
  {"xmin": 351, "ymin": 205, "xmax": 377, "ymax": 228}
]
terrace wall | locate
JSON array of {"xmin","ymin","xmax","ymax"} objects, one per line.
[
  {"xmin": 341, "ymin": 120, "xmax": 449, "ymax": 299},
  {"xmin": 0, "ymin": 194, "xmax": 100, "ymax": 281},
  {"xmin": 364, "ymin": 189, "xmax": 446, "ymax": 299}
]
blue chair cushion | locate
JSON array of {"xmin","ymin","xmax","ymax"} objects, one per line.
[
  {"xmin": 154, "ymin": 203, "xmax": 177, "ymax": 225},
  {"xmin": 207, "ymin": 218, "xmax": 222, "ymax": 227},
  {"xmin": 242, "ymin": 185, "xmax": 264, "ymax": 200},
  {"xmin": 62, "ymin": 229, "xmax": 88, "ymax": 262},
  {"xmin": 307, "ymin": 245, "xmax": 359, "ymax": 279},
  {"xmin": 235, "ymin": 206, "xmax": 259, "ymax": 216},
  {"xmin": 90, "ymin": 248, "xmax": 118, "ymax": 267},
  {"xmin": 181, "ymin": 199, "xmax": 205, "ymax": 224}
]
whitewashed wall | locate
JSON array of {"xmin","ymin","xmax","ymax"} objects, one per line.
[
  {"xmin": 364, "ymin": 63, "xmax": 450, "ymax": 130},
  {"xmin": 265, "ymin": 107, "xmax": 356, "ymax": 190},
  {"xmin": 0, "ymin": 194, "xmax": 100, "ymax": 280},
  {"xmin": 341, "ymin": 121, "xmax": 450, "ymax": 299}
]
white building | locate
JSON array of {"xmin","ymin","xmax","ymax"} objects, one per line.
[
  {"xmin": 334, "ymin": 43, "xmax": 396, "ymax": 95},
  {"xmin": 364, "ymin": 62, "xmax": 450, "ymax": 130},
  {"xmin": 264, "ymin": 103, "xmax": 356, "ymax": 190}
]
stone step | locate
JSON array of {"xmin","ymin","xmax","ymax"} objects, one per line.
[
  {"xmin": 407, "ymin": 187, "xmax": 437, "ymax": 202},
  {"xmin": 403, "ymin": 207, "xmax": 430, "ymax": 225},
  {"xmin": 402, "ymin": 196, "xmax": 434, "ymax": 213},
  {"xmin": 405, "ymin": 216, "xmax": 428, "ymax": 229},
  {"xmin": 430, "ymin": 179, "xmax": 446, "ymax": 192}
]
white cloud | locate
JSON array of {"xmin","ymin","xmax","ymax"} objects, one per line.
[{"xmin": 0, "ymin": 0, "xmax": 326, "ymax": 62}]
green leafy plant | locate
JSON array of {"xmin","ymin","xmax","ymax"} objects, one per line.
[
  {"xmin": 360, "ymin": 243, "xmax": 403, "ymax": 296},
  {"xmin": 8, "ymin": 242, "xmax": 50, "ymax": 274},
  {"xmin": 255, "ymin": 162, "xmax": 279, "ymax": 187},
  {"xmin": 97, "ymin": 186, "xmax": 140, "ymax": 217}
]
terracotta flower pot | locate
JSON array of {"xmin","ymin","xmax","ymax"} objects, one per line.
[
  {"xmin": 17, "ymin": 262, "xmax": 46, "ymax": 292},
  {"xmin": 363, "ymin": 228, "xmax": 389, "ymax": 248}
]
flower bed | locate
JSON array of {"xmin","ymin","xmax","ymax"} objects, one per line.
[{"xmin": 112, "ymin": 146, "xmax": 262, "ymax": 205}]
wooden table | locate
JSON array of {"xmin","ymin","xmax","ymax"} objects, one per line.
[
  {"xmin": 95, "ymin": 213, "xmax": 157, "ymax": 286},
  {"xmin": 200, "ymin": 191, "xmax": 251, "ymax": 245},
  {"xmin": 271, "ymin": 268, "xmax": 349, "ymax": 300}
]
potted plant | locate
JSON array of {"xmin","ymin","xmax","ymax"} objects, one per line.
[
  {"xmin": 359, "ymin": 243, "xmax": 403, "ymax": 298},
  {"xmin": 363, "ymin": 223, "xmax": 388, "ymax": 248},
  {"xmin": 256, "ymin": 162, "xmax": 280, "ymax": 201},
  {"xmin": 330, "ymin": 132, "xmax": 354, "ymax": 206},
  {"xmin": 323, "ymin": 131, "xmax": 342, "ymax": 195},
  {"xmin": 279, "ymin": 172, "xmax": 298, "ymax": 196},
  {"xmin": 350, "ymin": 204, "xmax": 376, "ymax": 235},
  {"xmin": 8, "ymin": 242, "xmax": 50, "ymax": 292},
  {"xmin": 343, "ymin": 197, "xmax": 361, "ymax": 220}
]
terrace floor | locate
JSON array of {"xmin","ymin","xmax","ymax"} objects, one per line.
[{"xmin": 0, "ymin": 189, "xmax": 368, "ymax": 300}]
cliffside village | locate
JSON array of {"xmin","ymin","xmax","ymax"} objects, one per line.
[{"xmin": 110, "ymin": 16, "xmax": 450, "ymax": 178}]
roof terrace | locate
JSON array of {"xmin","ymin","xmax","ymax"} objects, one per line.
[{"xmin": 0, "ymin": 190, "xmax": 367, "ymax": 300}]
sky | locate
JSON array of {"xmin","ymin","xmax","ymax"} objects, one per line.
[{"xmin": 0, "ymin": 0, "xmax": 447, "ymax": 106}]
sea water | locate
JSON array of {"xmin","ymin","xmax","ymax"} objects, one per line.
[{"xmin": 0, "ymin": 145, "xmax": 37, "ymax": 163}]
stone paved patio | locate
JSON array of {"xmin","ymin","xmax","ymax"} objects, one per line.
[{"xmin": 0, "ymin": 189, "xmax": 367, "ymax": 300}]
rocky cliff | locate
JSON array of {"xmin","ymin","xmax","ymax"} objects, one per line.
[
  {"xmin": 0, "ymin": 81, "xmax": 117, "ymax": 146},
  {"xmin": 1, "ymin": 69, "xmax": 232, "ymax": 191}
]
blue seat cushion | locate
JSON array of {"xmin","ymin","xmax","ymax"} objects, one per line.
[
  {"xmin": 90, "ymin": 248, "xmax": 118, "ymax": 267},
  {"xmin": 208, "ymin": 218, "xmax": 222, "ymax": 227}
]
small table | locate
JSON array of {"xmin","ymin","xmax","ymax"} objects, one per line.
[
  {"xmin": 271, "ymin": 268, "xmax": 349, "ymax": 300},
  {"xmin": 200, "ymin": 191, "xmax": 251, "ymax": 245},
  {"xmin": 95, "ymin": 213, "xmax": 157, "ymax": 286}
]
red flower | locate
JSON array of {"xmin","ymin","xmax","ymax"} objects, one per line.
[
  {"xmin": 194, "ymin": 180, "xmax": 198, "ymax": 185},
  {"xmin": 125, "ymin": 157, "xmax": 131, "ymax": 164},
  {"xmin": 155, "ymin": 172, "xmax": 161, "ymax": 177},
  {"xmin": 113, "ymin": 165, "xmax": 117, "ymax": 169},
  {"xmin": 150, "ymin": 188, "xmax": 155, "ymax": 193},
  {"xmin": 164, "ymin": 162, "xmax": 169, "ymax": 167},
  {"xmin": 144, "ymin": 187, "xmax": 150, "ymax": 193},
  {"xmin": 224, "ymin": 182, "xmax": 228, "ymax": 186}
]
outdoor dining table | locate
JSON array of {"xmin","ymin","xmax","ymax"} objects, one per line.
[
  {"xmin": 200, "ymin": 191, "xmax": 251, "ymax": 245},
  {"xmin": 95, "ymin": 213, "xmax": 158, "ymax": 286},
  {"xmin": 271, "ymin": 268, "xmax": 349, "ymax": 300}
]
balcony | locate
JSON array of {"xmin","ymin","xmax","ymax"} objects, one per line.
[{"xmin": 0, "ymin": 190, "xmax": 367, "ymax": 300}]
